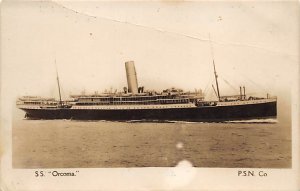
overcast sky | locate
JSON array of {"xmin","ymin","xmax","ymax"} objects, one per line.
[{"xmin": 1, "ymin": 1, "xmax": 299, "ymax": 101}]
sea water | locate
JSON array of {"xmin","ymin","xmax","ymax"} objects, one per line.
[{"xmin": 12, "ymin": 113, "xmax": 291, "ymax": 168}]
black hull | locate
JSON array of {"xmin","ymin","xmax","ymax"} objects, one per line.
[{"xmin": 21, "ymin": 101, "xmax": 277, "ymax": 122}]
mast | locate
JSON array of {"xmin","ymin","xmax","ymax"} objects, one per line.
[
  {"xmin": 209, "ymin": 35, "xmax": 221, "ymax": 101},
  {"xmin": 212, "ymin": 84, "xmax": 218, "ymax": 98},
  {"xmin": 213, "ymin": 60, "xmax": 220, "ymax": 100},
  {"xmin": 55, "ymin": 59, "xmax": 62, "ymax": 106}
]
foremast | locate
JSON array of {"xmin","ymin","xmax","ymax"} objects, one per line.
[{"xmin": 55, "ymin": 59, "xmax": 62, "ymax": 106}]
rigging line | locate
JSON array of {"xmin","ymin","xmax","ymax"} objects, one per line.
[
  {"xmin": 227, "ymin": 70, "xmax": 268, "ymax": 93},
  {"xmin": 203, "ymin": 77, "xmax": 210, "ymax": 94},
  {"xmin": 219, "ymin": 76, "xmax": 239, "ymax": 93},
  {"xmin": 203, "ymin": 76, "xmax": 214, "ymax": 95},
  {"xmin": 241, "ymin": 74, "xmax": 268, "ymax": 93},
  {"xmin": 209, "ymin": 34, "xmax": 215, "ymax": 59},
  {"xmin": 221, "ymin": 72, "xmax": 241, "ymax": 87},
  {"xmin": 206, "ymin": 88, "xmax": 215, "ymax": 100}
]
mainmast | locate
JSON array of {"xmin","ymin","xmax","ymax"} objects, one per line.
[
  {"xmin": 209, "ymin": 35, "xmax": 221, "ymax": 101},
  {"xmin": 55, "ymin": 59, "xmax": 62, "ymax": 106}
]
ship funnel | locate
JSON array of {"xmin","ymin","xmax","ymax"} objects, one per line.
[{"xmin": 125, "ymin": 61, "xmax": 139, "ymax": 94}]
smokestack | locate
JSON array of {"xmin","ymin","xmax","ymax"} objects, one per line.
[{"xmin": 125, "ymin": 61, "xmax": 139, "ymax": 94}]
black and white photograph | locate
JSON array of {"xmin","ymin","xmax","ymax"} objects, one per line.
[{"xmin": 1, "ymin": 1, "xmax": 299, "ymax": 190}]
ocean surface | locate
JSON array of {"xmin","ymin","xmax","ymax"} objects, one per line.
[{"xmin": 12, "ymin": 114, "xmax": 291, "ymax": 168}]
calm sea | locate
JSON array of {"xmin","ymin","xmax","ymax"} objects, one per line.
[{"xmin": 12, "ymin": 108, "xmax": 291, "ymax": 168}]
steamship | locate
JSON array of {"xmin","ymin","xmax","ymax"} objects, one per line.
[{"xmin": 16, "ymin": 60, "xmax": 277, "ymax": 122}]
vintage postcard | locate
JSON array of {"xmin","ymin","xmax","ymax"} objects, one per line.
[{"xmin": 1, "ymin": 1, "xmax": 299, "ymax": 190}]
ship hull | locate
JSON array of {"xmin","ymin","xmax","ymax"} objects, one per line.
[{"xmin": 21, "ymin": 101, "xmax": 277, "ymax": 122}]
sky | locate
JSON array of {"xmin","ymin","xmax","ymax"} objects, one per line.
[{"xmin": 1, "ymin": 1, "xmax": 299, "ymax": 101}]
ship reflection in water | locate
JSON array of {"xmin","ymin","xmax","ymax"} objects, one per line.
[{"xmin": 16, "ymin": 61, "xmax": 277, "ymax": 122}]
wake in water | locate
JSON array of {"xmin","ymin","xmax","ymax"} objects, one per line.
[
  {"xmin": 126, "ymin": 118, "xmax": 278, "ymax": 124},
  {"xmin": 23, "ymin": 117, "xmax": 278, "ymax": 124},
  {"xmin": 224, "ymin": 118, "xmax": 278, "ymax": 124}
]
